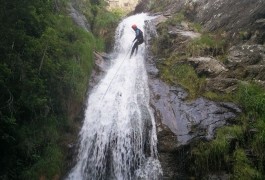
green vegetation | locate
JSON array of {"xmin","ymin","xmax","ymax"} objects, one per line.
[
  {"xmin": 192, "ymin": 125, "xmax": 244, "ymax": 174},
  {"xmin": 167, "ymin": 12, "xmax": 185, "ymax": 25},
  {"xmin": 190, "ymin": 23, "xmax": 202, "ymax": 33},
  {"xmin": 203, "ymin": 91, "xmax": 234, "ymax": 102},
  {"xmin": 191, "ymin": 83, "xmax": 265, "ymax": 179},
  {"xmin": 151, "ymin": 23, "xmax": 178, "ymax": 58},
  {"xmin": 188, "ymin": 34, "xmax": 226, "ymax": 57},
  {"xmin": 0, "ymin": 0, "xmax": 121, "ymax": 179},
  {"xmin": 233, "ymin": 148, "xmax": 262, "ymax": 179},
  {"xmin": 151, "ymin": 12, "xmax": 231, "ymax": 100},
  {"xmin": 151, "ymin": 6, "xmax": 265, "ymax": 178},
  {"xmin": 159, "ymin": 59, "xmax": 205, "ymax": 99}
]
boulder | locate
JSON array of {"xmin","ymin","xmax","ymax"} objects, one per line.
[
  {"xmin": 188, "ymin": 57, "xmax": 228, "ymax": 77},
  {"xmin": 228, "ymin": 44, "xmax": 265, "ymax": 66},
  {"xmin": 227, "ymin": 44, "xmax": 265, "ymax": 81},
  {"xmin": 205, "ymin": 78, "xmax": 239, "ymax": 93}
]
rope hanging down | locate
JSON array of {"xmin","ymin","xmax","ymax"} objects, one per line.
[{"xmin": 100, "ymin": 44, "xmax": 133, "ymax": 102}]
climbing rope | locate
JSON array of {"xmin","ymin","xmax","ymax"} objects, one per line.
[{"xmin": 100, "ymin": 44, "xmax": 133, "ymax": 102}]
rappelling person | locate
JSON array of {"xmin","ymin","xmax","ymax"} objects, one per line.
[{"xmin": 130, "ymin": 24, "xmax": 144, "ymax": 58}]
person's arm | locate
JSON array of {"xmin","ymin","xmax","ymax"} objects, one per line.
[{"xmin": 133, "ymin": 29, "xmax": 140, "ymax": 42}]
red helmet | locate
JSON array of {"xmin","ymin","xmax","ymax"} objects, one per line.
[{"xmin": 131, "ymin": 24, "xmax": 137, "ymax": 29}]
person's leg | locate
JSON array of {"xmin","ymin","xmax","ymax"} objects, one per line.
[
  {"xmin": 130, "ymin": 42, "xmax": 137, "ymax": 58},
  {"xmin": 133, "ymin": 41, "xmax": 141, "ymax": 55},
  {"xmin": 135, "ymin": 43, "xmax": 139, "ymax": 55},
  {"xmin": 135, "ymin": 39, "xmax": 143, "ymax": 55}
]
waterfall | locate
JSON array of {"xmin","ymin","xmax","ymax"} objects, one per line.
[{"xmin": 66, "ymin": 13, "xmax": 162, "ymax": 180}]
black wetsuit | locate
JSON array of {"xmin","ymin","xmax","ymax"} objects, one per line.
[{"xmin": 130, "ymin": 28, "xmax": 144, "ymax": 58}]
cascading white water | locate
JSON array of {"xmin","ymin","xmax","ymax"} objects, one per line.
[{"xmin": 67, "ymin": 13, "xmax": 162, "ymax": 180}]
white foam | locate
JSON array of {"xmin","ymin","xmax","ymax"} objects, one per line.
[{"xmin": 66, "ymin": 13, "xmax": 162, "ymax": 180}]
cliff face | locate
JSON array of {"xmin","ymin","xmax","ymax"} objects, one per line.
[
  {"xmin": 145, "ymin": 0, "xmax": 265, "ymax": 94},
  {"xmin": 138, "ymin": 0, "xmax": 265, "ymax": 43},
  {"xmin": 141, "ymin": 0, "xmax": 265, "ymax": 178},
  {"xmin": 185, "ymin": 0, "xmax": 265, "ymax": 44}
]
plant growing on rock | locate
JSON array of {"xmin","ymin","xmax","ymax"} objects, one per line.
[
  {"xmin": 188, "ymin": 34, "xmax": 226, "ymax": 57},
  {"xmin": 191, "ymin": 125, "xmax": 244, "ymax": 175},
  {"xmin": 191, "ymin": 82, "xmax": 265, "ymax": 178}
]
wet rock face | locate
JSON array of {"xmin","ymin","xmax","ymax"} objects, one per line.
[{"xmin": 149, "ymin": 78, "xmax": 241, "ymax": 146}]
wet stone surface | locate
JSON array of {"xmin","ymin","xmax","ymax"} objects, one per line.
[{"xmin": 149, "ymin": 78, "xmax": 241, "ymax": 146}]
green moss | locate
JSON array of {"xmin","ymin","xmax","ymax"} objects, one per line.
[
  {"xmin": 190, "ymin": 23, "xmax": 202, "ymax": 33},
  {"xmin": 151, "ymin": 24, "xmax": 173, "ymax": 58},
  {"xmin": 192, "ymin": 125, "xmax": 244, "ymax": 174},
  {"xmin": 236, "ymin": 83, "xmax": 265, "ymax": 175},
  {"xmin": 203, "ymin": 91, "xmax": 234, "ymax": 102},
  {"xmin": 172, "ymin": 64, "xmax": 206, "ymax": 99},
  {"xmin": 188, "ymin": 34, "xmax": 226, "ymax": 57},
  {"xmin": 159, "ymin": 59, "xmax": 206, "ymax": 99},
  {"xmin": 191, "ymin": 83, "xmax": 265, "ymax": 177},
  {"xmin": 252, "ymin": 119, "xmax": 265, "ymax": 171},
  {"xmin": 237, "ymin": 83, "xmax": 265, "ymax": 115},
  {"xmin": 167, "ymin": 12, "xmax": 185, "ymax": 25},
  {"xmin": 233, "ymin": 149, "xmax": 262, "ymax": 180},
  {"xmin": 21, "ymin": 144, "xmax": 63, "ymax": 180}
]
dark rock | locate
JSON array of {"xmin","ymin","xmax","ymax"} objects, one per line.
[
  {"xmin": 88, "ymin": 51, "xmax": 111, "ymax": 91},
  {"xmin": 157, "ymin": 125, "xmax": 178, "ymax": 153},
  {"xmin": 148, "ymin": 70, "xmax": 239, "ymax": 146},
  {"xmin": 145, "ymin": 56, "xmax": 160, "ymax": 77},
  {"xmin": 134, "ymin": 0, "xmax": 151, "ymax": 13}
]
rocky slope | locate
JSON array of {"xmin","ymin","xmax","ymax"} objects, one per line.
[{"xmin": 139, "ymin": 0, "xmax": 265, "ymax": 179}]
